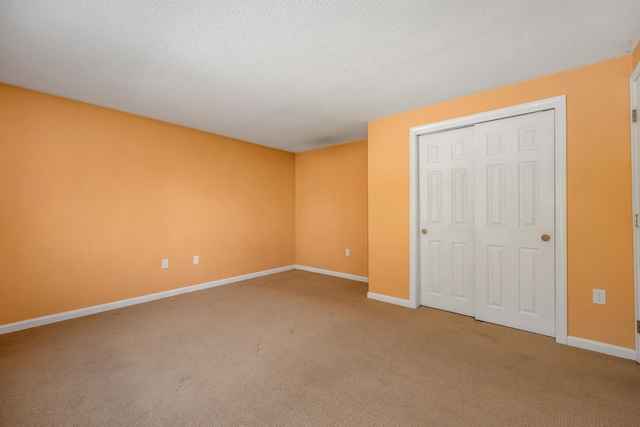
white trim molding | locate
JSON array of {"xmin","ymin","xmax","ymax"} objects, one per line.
[
  {"xmin": 408, "ymin": 95, "xmax": 568, "ymax": 345},
  {"xmin": 630, "ymin": 60, "xmax": 640, "ymax": 364},
  {"xmin": 367, "ymin": 292, "xmax": 417, "ymax": 308},
  {"xmin": 294, "ymin": 265, "xmax": 368, "ymax": 283},
  {"xmin": 567, "ymin": 336, "xmax": 636, "ymax": 360},
  {"xmin": 0, "ymin": 265, "xmax": 295, "ymax": 335}
]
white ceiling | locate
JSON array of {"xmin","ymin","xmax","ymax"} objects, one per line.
[{"xmin": 1, "ymin": 1, "xmax": 639, "ymax": 153}]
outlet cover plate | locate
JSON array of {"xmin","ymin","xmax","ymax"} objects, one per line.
[{"xmin": 592, "ymin": 288, "xmax": 606, "ymax": 305}]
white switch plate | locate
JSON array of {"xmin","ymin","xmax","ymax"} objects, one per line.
[
  {"xmin": 162, "ymin": 259, "xmax": 169, "ymax": 269},
  {"xmin": 592, "ymin": 288, "xmax": 606, "ymax": 305},
  {"xmin": 345, "ymin": 249, "xmax": 350, "ymax": 256},
  {"xmin": 194, "ymin": 255, "xmax": 200, "ymax": 264}
]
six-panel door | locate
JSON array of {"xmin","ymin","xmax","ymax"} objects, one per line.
[
  {"xmin": 419, "ymin": 127, "xmax": 475, "ymax": 316},
  {"xmin": 474, "ymin": 110, "xmax": 555, "ymax": 336}
]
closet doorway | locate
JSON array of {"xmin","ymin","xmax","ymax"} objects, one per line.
[
  {"xmin": 409, "ymin": 96, "xmax": 567, "ymax": 342},
  {"xmin": 419, "ymin": 110, "xmax": 555, "ymax": 336}
]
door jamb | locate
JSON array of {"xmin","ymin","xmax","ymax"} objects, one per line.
[
  {"xmin": 630, "ymin": 62, "xmax": 640, "ymax": 363},
  {"xmin": 408, "ymin": 95, "xmax": 568, "ymax": 345}
]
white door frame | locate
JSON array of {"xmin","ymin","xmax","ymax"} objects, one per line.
[
  {"xmin": 409, "ymin": 95, "xmax": 568, "ymax": 345},
  {"xmin": 630, "ymin": 62, "xmax": 640, "ymax": 363}
]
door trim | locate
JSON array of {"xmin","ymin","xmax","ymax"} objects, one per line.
[
  {"xmin": 630, "ymin": 61, "xmax": 640, "ymax": 363},
  {"xmin": 409, "ymin": 95, "xmax": 568, "ymax": 345}
]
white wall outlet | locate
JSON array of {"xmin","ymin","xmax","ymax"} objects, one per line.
[
  {"xmin": 194, "ymin": 255, "xmax": 200, "ymax": 265},
  {"xmin": 345, "ymin": 249, "xmax": 350, "ymax": 256},
  {"xmin": 592, "ymin": 288, "xmax": 606, "ymax": 305},
  {"xmin": 162, "ymin": 259, "xmax": 169, "ymax": 269}
]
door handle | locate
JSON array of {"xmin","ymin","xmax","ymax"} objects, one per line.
[
  {"xmin": 421, "ymin": 229, "xmax": 428, "ymax": 235},
  {"xmin": 541, "ymin": 234, "xmax": 551, "ymax": 242}
]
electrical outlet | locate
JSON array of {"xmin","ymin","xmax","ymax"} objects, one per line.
[
  {"xmin": 592, "ymin": 289, "xmax": 606, "ymax": 305},
  {"xmin": 194, "ymin": 255, "xmax": 200, "ymax": 264},
  {"xmin": 345, "ymin": 249, "xmax": 350, "ymax": 256},
  {"xmin": 162, "ymin": 259, "xmax": 169, "ymax": 269}
]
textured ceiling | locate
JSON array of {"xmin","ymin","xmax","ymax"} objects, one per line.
[{"xmin": 1, "ymin": 1, "xmax": 639, "ymax": 152}]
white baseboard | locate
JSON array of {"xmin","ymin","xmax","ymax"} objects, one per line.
[
  {"xmin": 10, "ymin": 266, "xmax": 634, "ymax": 362},
  {"xmin": 567, "ymin": 336, "xmax": 636, "ymax": 360},
  {"xmin": 367, "ymin": 292, "xmax": 418, "ymax": 309},
  {"xmin": 0, "ymin": 265, "xmax": 295, "ymax": 335},
  {"xmin": 294, "ymin": 265, "xmax": 368, "ymax": 283}
]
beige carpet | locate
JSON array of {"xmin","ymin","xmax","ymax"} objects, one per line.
[{"xmin": 1, "ymin": 270, "xmax": 639, "ymax": 426}]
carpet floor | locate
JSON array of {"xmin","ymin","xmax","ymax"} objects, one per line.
[{"xmin": 1, "ymin": 270, "xmax": 639, "ymax": 426}]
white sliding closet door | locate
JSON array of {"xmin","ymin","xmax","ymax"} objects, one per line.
[
  {"xmin": 419, "ymin": 110, "xmax": 556, "ymax": 337},
  {"xmin": 474, "ymin": 110, "xmax": 556, "ymax": 336},
  {"xmin": 418, "ymin": 127, "xmax": 475, "ymax": 316}
]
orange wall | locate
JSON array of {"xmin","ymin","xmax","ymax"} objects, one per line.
[
  {"xmin": 295, "ymin": 140, "xmax": 368, "ymax": 277},
  {"xmin": 0, "ymin": 84, "xmax": 295, "ymax": 326},
  {"xmin": 633, "ymin": 41, "xmax": 640, "ymax": 71},
  {"xmin": 368, "ymin": 55, "xmax": 635, "ymax": 348}
]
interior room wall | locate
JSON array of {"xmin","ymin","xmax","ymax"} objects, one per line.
[
  {"xmin": 0, "ymin": 84, "xmax": 295, "ymax": 326},
  {"xmin": 368, "ymin": 55, "xmax": 635, "ymax": 349},
  {"xmin": 295, "ymin": 140, "xmax": 368, "ymax": 277}
]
